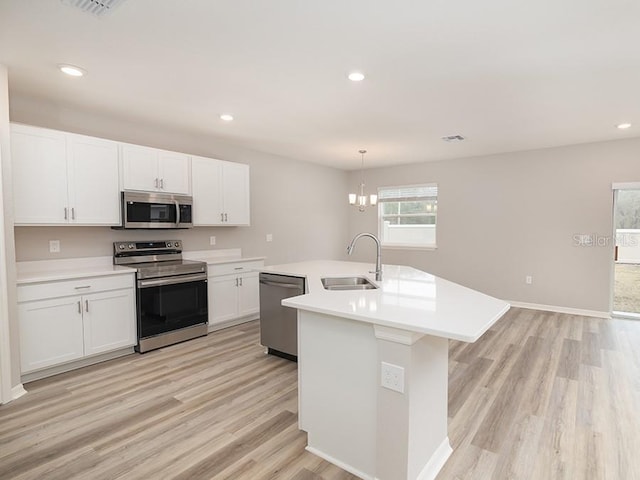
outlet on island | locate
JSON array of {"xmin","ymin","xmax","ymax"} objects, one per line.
[{"xmin": 381, "ymin": 361, "xmax": 405, "ymax": 394}]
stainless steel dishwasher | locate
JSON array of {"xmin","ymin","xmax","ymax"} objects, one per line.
[{"xmin": 259, "ymin": 273, "xmax": 305, "ymax": 361}]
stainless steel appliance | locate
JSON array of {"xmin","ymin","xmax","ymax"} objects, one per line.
[
  {"xmin": 114, "ymin": 240, "xmax": 208, "ymax": 353},
  {"xmin": 259, "ymin": 273, "xmax": 305, "ymax": 361},
  {"xmin": 115, "ymin": 191, "xmax": 193, "ymax": 229}
]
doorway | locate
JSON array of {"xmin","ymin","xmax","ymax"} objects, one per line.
[{"xmin": 612, "ymin": 186, "xmax": 640, "ymax": 318}]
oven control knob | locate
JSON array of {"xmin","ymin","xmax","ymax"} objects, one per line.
[
  {"xmin": 166, "ymin": 242, "xmax": 171, "ymax": 248},
  {"xmin": 118, "ymin": 244, "xmax": 125, "ymax": 250},
  {"xmin": 128, "ymin": 244, "xmax": 134, "ymax": 249},
  {"xmin": 174, "ymin": 242, "xmax": 180, "ymax": 247}
]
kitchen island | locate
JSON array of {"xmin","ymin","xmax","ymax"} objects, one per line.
[{"xmin": 260, "ymin": 260, "xmax": 510, "ymax": 480}]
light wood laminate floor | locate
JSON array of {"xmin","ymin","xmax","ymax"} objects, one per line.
[{"xmin": 1, "ymin": 308, "xmax": 638, "ymax": 479}]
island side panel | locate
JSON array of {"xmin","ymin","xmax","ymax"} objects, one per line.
[
  {"xmin": 374, "ymin": 328, "xmax": 452, "ymax": 480},
  {"xmin": 298, "ymin": 310, "xmax": 378, "ymax": 479}
]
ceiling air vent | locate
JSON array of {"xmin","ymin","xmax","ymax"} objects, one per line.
[
  {"xmin": 61, "ymin": 0, "xmax": 127, "ymax": 16},
  {"xmin": 441, "ymin": 135, "xmax": 466, "ymax": 142}
]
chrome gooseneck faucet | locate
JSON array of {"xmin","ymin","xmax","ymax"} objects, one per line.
[{"xmin": 347, "ymin": 232, "xmax": 382, "ymax": 281}]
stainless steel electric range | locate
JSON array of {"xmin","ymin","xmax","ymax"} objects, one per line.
[{"xmin": 114, "ymin": 240, "xmax": 208, "ymax": 353}]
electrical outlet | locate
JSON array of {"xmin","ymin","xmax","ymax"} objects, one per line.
[
  {"xmin": 209, "ymin": 236, "xmax": 216, "ymax": 246},
  {"xmin": 49, "ymin": 240, "xmax": 60, "ymax": 253},
  {"xmin": 381, "ymin": 362, "xmax": 405, "ymax": 394},
  {"xmin": 525, "ymin": 275, "xmax": 533, "ymax": 285},
  {"xmin": 266, "ymin": 234, "xmax": 273, "ymax": 242}
]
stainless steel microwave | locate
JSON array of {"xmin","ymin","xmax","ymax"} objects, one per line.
[{"xmin": 115, "ymin": 192, "xmax": 193, "ymax": 229}]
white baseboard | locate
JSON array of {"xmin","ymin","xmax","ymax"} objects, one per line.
[
  {"xmin": 11, "ymin": 384, "xmax": 27, "ymax": 400},
  {"xmin": 305, "ymin": 445, "xmax": 374, "ymax": 480},
  {"xmin": 416, "ymin": 437, "xmax": 453, "ymax": 480},
  {"xmin": 507, "ymin": 301, "xmax": 610, "ymax": 319},
  {"xmin": 21, "ymin": 347, "xmax": 135, "ymax": 383},
  {"xmin": 207, "ymin": 313, "xmax": 259, "ymax": 333}
]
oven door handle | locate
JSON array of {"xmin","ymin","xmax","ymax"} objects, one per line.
[
  {"xmin": 138, "ymin": 273, "xmax": 207, "ymax": 288},
  {"xmin": 175, "ymin": 200, "xmax": 181, "ymax": 227}
]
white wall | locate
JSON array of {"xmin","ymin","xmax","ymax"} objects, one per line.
[
  {"xmin": 348, "ymin": 139, "xmax": 640, "ymax": 313},
  {"xmin": 0, "ymin": 65, "xmax": 20, "ymax": 394},
  {"xmin": 9, "ymin": 94, "xmax": 351, "ymax": 264}
]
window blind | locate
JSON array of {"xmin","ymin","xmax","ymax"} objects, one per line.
[{"xmin": 378, "ymin": 184, "xmax": 437, "ymax": 202}]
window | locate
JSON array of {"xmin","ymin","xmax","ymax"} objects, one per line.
[{"xmin": 378, "ymin": 184, "xmax": 437, "ymax": 248}]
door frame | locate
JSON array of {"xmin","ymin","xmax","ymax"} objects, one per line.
[{"xmin": 611, "ymin": 182, "xmax": 640, "ymax": 319}]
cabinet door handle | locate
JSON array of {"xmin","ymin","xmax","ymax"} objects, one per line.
[
  {"xmin": 160, "ymin": 178, "xmax": 164, "ymax": 189},
  {"xmin": 235, "ymin": 278, "xmax": 238, "ymax": 287},
  {"xmin": 224, "ymin": 213, "xmax": 228, "ymax": 222},
  {"xmin": 239, "ymin": 277, "xmax": 243, "ymax": 287},
  {"xmin": 234, "ymin": 267, "xmax": 244, "ymax": 270},
  {"xmin": 64, "ymin": 207, "xmax": 68, "ymax": 220},
  {"xmin": 221, "ymin": 213, "xmax": 224, "ymax": 222},
  {"xmin": 154, "ymin": 178, "xmax": 159, "ymax": 188},
  {"xmin": 85, "ymin": 300, "xmax": 89, "ymax": 313},
  {"xmin": 71, "ymin": 207, "xmax": 75, "ymax": 220},
  {"xmin": 74, "ymin": 285, "xmax": 91, "ymax": 290},
  {"xmin": 77, "ymin": 301, "xmax": 82, "ymax": 314}
]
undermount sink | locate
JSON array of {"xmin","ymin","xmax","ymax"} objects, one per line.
[{"xmin": 321, "ymin": 276, "xmax": 378, "ymax": 291}]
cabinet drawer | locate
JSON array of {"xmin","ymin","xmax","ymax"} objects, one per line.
[
  {"xmin": 18, "ymin": 274, "xmax": 135, "ymax": 303},
  {"xmin": 208, "ymin": 260, "xmax": 264, "ymax": 278}
]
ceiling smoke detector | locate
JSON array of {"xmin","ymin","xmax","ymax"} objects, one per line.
[
  {"xmin": 61, "ymin": 0, "xmax": 127, "ymax": 16},
  {"xmin": 441, "ymin": 135, "xmax": 466, "ymax": 142}
]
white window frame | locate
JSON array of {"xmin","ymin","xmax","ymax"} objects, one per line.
[{"xmin": 377, "ymin": 183, "xmax": 438, "ymax": 250}]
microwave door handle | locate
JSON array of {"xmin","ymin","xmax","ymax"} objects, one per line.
[{"xmin": 175, "ymin": 200, "xmax": 180, "ymax": 226}]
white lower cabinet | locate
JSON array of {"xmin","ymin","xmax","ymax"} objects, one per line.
[
  {"xmin": 18, "ymin": 274, "xmax": 136, "ymax": 375},
  {"xmin": 19, "ymin": 296, "xmax": 85, "ymax": 373},
  {"xmin": 83, "ymin": 289, "xmax": 136, "ymax": 356},
  {"xmin": 208, "ymin": 260, "xmax": 263, "ymax": 329}
]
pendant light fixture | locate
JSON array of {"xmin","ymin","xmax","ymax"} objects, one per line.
[{"xmin": 348, "ymin": 149, "xmax": 377, "ymax": 212}]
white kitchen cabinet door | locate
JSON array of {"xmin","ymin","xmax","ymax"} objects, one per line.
[
  {"xmin": 11, "ymin": 124, "xmax": 69, "ymax": 224},
  {"xmin": 222, "ymin": 161, "xmax": 250, "ymax": 225},
  {"xmin": 67, "ymin": 134, "xmax": 121, "ymax": 225},
  {"xmin": 209, "ymin": 276, "xmax": 239, "ymax": 325},
  {"xmin": 121, "ymin": 143, "xmax": 159, "ymax": 192},
  {"xmin": 19, "ymin": 296, "xmax": 84, "ymax": 373},
  {"xmin": 238, "ymin": 272, "xmax": 260, "ymax": 317},
  {"xmin": 83, "ymin": 289, "xmax": 136, "ymax": 356},
  {"xmin": 191, "ymin": 156, "xmax": 223, "ymax": 225},
  {"xmin": 158, "ymin": 150, "xmax": 191, "ymax": 195}
]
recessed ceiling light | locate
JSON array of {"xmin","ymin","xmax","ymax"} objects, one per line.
[
  {"xmin": 220, "ymin": 114, "xmax": 234, "ymax": 122},
  {"xmin": 348, "ymin": 72, "xmax": 365, "ymax": 82},
  {"xmin": 617, "ymin": 123, "xmax": 632, "ymax": 130},
  {"xmin": 58, "ymin": 64, "xmax": 86, "ymax": 77}
]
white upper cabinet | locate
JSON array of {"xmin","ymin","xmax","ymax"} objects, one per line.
[
  {"xmin": 12, "ymin": 124, "xmax": 68, "ymax": 224},
  {"xmin": 67, "ymin": 134, "xmax": 120, "ymax": 225},
  {"xmin": 158, "ymin": 150, "xmax": 191, "ymax": 195},
  {"xmin": 11, "ymin": 124, "xmax": 120, "ymax": 226},
  {"xmin": 222, "ymin": 161, "xmax": 250, "ymax": 225},
  {"xmin": 122, "ymin": 143, "xmax": 190, "ymax": 195},
  {"xmin": 192, "ymin": 156, "xmax": 223, "ymax": 225},
  {"xmin": 191, "ymin": 156, "xmax": 250, "ymax": 226},
  {"xmin": 121, "ymin": 144, "xmax": 157, "ymax": 192}
]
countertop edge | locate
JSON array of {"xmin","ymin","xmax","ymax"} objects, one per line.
[{"xmin": 17, "ymin": 266, "xmax": 135, "ymax": 285}]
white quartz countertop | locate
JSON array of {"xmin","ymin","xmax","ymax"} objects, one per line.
[
  {"xmin": 17, "ymin": 257, "xmax": 134, "ymax": 284},
  {"xmin": 183, "ymin": 249, "xmax": 265, "ymax": 265},
  {"xmin": 262, "ymin": 260, "xmax": 510, "ymax": 343},
  {"xmin": 17, "ymin": 250, "xmax": 265, "ymax": 284}
]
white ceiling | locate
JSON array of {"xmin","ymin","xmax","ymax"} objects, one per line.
[{"xmin": 0, "ymin": 0, "xmax": 639, "ymax": 170}]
